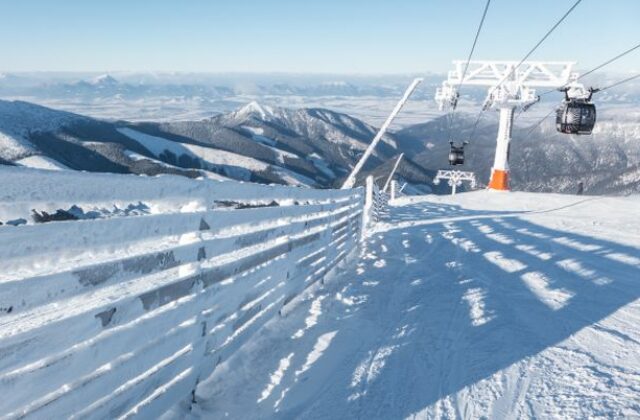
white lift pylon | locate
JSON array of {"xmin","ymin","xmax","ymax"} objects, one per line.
[{"xmin": 436, "ymin": 61, "xmax": 584, "ymax": 191}]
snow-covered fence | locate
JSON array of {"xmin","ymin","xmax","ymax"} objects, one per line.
[
  {"xmin": 0, "ymin": 169, "xmax": 370, "ymax": 419},
  {"xmin": 362, "ymin": 176, "xmax": 389, "ymax": 230},
  {"xmin": 372, "ymin": 183, "xmax": 389, "ymax": 222},
  {"xmin": 389, "ymin": 180, "xmax": 407, "ymax": 203},
  {"xmin": 390, "ymin": 180, "xmax": 399, "ymax": 202}
]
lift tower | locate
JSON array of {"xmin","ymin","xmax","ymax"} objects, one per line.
[{"xmin": 435, "ymin": 61, "xmax": 583, "ymax": 191}]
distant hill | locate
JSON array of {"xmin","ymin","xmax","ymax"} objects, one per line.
[
  {"xmin": 1, "ymin": 97, "xmax": 638, "ymax": 195},
  {"xmin": 395, "ymin": 110, "xmax": 640, "ymax": 195},
  {"xmin": 0, "ymin": 99, "xmax": 433, "ymax": 191}
]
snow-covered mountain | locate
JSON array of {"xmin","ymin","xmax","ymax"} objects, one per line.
[
  {"xmin": 396, "ymin": 109, "xmax": 640, "ymax": 195},
  {"xmin": 0, "ymin": 99, "xmax": 433, "ymax": 190},
  {"xmin": 35, "ymin": 76, "xmax": 234, "ymax": 101},
  {"xmin": 1, "ymin": 97, "xmax": 639, "ymax": 195},
  {"xmin": 137, "ymin": 101, "xmax": 434, "ymax": 188},
  {"xmin": 1, "ymin": 71, "xmax": 637, "ymax": 127},
  {"xmin": 0, "ymin": 73, "xmax": 436, "ymax": 99}
]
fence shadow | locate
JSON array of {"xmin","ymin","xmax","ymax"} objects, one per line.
[{"xmin": 252, "ymin": 200, "xmax": 640, "ymax": 419}]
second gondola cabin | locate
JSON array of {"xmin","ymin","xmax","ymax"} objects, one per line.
[{"xmin": 448, "ymin": 142, "xmax": 466, "ymax": 166}]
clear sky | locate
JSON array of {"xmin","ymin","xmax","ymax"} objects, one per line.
[{"xmin": 0, "ymin": 0, "xmax": 638, "ymax": 74}]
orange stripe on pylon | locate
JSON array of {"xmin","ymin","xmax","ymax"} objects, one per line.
[{"xmin": 488, "ymin": 169, "xmax": 509, "ymax": 190}]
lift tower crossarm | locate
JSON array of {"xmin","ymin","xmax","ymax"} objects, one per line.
[
  {"xmin": 445, "ymin": 61, "xmax": 576, "ymax": 87},
  {"xmin": 341, "ymin": 78, "xmax": 422, "ymax": 190},
  {"xmin": 435, "ymin": 60, "xmax": 583, "ymax": 191}
]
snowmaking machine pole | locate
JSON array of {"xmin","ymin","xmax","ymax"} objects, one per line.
[
  {"xmin": 382, "ymin": 153, "xmax": 404, "ymax": 193},
  {"xmin": 341, "ymin": 78, "xmax": 422, "ymax": 189}
]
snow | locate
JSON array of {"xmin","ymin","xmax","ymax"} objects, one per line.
[
  {"xmin": 118, "ymin": 127, "xmax": 262, "ymax": 173},
  {"xmin": 16, "ymin": 155, "xmax": 68, "ymax": 171},
  {"xmin": 243, "ymin": 126, "xmax": 276, "ymax": 146},
  {"xmin": 242, "ymin": 126, "xmax": 265, "ymax": 136},
  {"xmin": 1, "ymin": 162, "xmax": 638, "ymax": 419},
  {"xmin": 0, "ymin": 100, "xmax": 86, "ymax": 161},
  {"xmin": 0, "ymin": 131, "xmax": 34, "ymax": 161},
  {"xmin": 123, "ymin": 150, "xmax": 232, "ymax": 181},
  {"xmin": 294, "ymin": 331, "xmax": 338, "ymax": 378},
  {"xmin": 236, "ymin": 101, "xmax": 275, "ymax": 120},
  {"xmin": 239, "ymin": 126, "xmax": 300, "ymax": 164},
  {"xmin": 188, "ymin": 190, "xmax": 640, "ymax": 419},
  {"xmin": 258, "ymin": 353, "xmax": 294, "ymax": 403},
  {"xmin": 0, "ymin": 167, "xmax": 364, "ymax": 418},
  {"xmin": 90, "ymin": 74, "xmax": 118, "ymax": 86},
  {"xmin": 270, "ymin": 167, "xmax": 315, "ymax": 188},
  {"xmin": 117, "ymin": 127, "xmax": 265, "ymax": 175},
  {"xmin": 118, "ymin": 127, "xmax": 313, "ymax": 186},
  {"xmin": 0, "ymin": 166, "xmax": 354, "ymax": 225},
  {"xmin": 307, "ymin": 153, "xmax": 335, "ymax": 178}
]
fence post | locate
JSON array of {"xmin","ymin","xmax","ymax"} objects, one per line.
[
  {"xmin": 390, "ymin": 180, "xmax": 397, "ymax": 202},
  {"xmin": 361, "ymin": 176, "xmax": 374, "ymax": 240}
]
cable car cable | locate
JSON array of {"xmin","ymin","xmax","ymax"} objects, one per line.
[
  {"xmin": 466, "ymin": 0, "xmax": 583, "ymax": 141},
  {"xmin": 513, "ymin": 40, "xmax": 640, "ymax": 124},
  {"xmin": 507, "ymin": 0, "xmax": 583, "ymax": 79},
  {"xmin": 596, "ymin": 72, "xmax": 640, "ymax": 92},
  {"xmin": 574, "ymin": 41, "xmax": 640, "ymax": 80},
  {"xmin": 458, "ymin": 0, "xmax": 491, "ymax": 93},
  {"xmin": 446, "ymin": 0, "xmax": 491, "ymax": 143},
  {"xmin": 524, "ymin": 108, "xmax": 556, "ymax": 137},
  {"xmin": 536, "ymin": 41, "xmax": 640, "ymax": 98},
  {"xmin": 524, "ymin": 72, "xmax": 640, "ymax": 136}
]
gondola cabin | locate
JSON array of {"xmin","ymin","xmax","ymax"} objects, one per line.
[
  {"xmin": 448, "ymin": 142, "xmax": 466, "ymax": 166},
  {"xmin": 556, "ymin": 88, "xmax": 597, "ymax": 135}
]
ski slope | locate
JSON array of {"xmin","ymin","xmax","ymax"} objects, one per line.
[{"xmin": 184, "ymin": 191, "xmax": 640, "ymax": 419}]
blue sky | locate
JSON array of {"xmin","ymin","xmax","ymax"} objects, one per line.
[{"xmin": 0, "ymin": 0, "xmax": 638, "ymax": 74}]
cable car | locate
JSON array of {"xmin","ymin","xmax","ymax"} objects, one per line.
[
  {"xmin": 448, "ymin": 141, "xmax": 467, "ymax": 166},
  {"xmin": 556, "ymin": 87, "xmax": 598, "ymax": 135}
]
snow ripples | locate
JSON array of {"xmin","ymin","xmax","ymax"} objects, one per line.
[
  {"xmin": 295, "ymin": 331, "xmax": 338, "ymax": 378},
  {"xmin": 292, "ymin": 295, "xmax": 326, "ymax": 339},
  {"xmin": 484, "ymin": 251, "xmax": 527, "ymax": 273},
  {"xmin": 348, "ymin": 345, "xmax": 399, "ymax": 401},
  {"xmin": 257, "ymin": 353, "xmax": 294, "ymax": 403},
  {"xmin": 521, "ymin": 271, "xmax": 574, "ymax": 310},
  {"xmin": 462, "ymin": 287, "xmax": 495, "ymax": 326},
  {"xmin": 557, "ymin": 258, "xmax": 613, "ymax": 285}
]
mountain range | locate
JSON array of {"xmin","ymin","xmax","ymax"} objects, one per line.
[
  {"xmin": 0, "ymin": 98, "xmax": 638, "ymax": 195},
  {"xmin": 0, "ymin": 99, "xmax": 433, "ymax": 191},
  {"xmin": 397, "ymin": 109, "xmax": 640, "ymax": 195}
]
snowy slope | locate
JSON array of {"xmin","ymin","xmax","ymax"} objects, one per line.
[
  {"xmin": 117, "ymin": 127, "xmax": 315, "ymax": 187},
  {"xmin": 154, "ymin": 101, "xmax": 432, "ymax": 188},
  {"xmin": 4, "ymin": 96, "xmax": 638, "ymax": 194},
  {"xmin": 0, "ymin": 100, "xmax": 88, "ymax": 161},
  {"xmin": 186, "ymin": 191, "xmax": 640, "ymax": 419},
  {"xmin": 117, "ymin": 127, "xmax": 270, "ymax": 174},
  {"xmin": 0, "ymin": 99, "xmax": 432, "ymax": 190},
  {"xmin": 0, "ymin": 100, "xmax": 209, "ymax": 179},
  {"xmin": 15, "ymin": 155, "xmax": 68, "ymax": 171}
]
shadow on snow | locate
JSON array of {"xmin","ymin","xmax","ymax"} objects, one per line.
[{"xmin": 200, "ymin": 200, "xmax": 640, "ymax": 419}]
